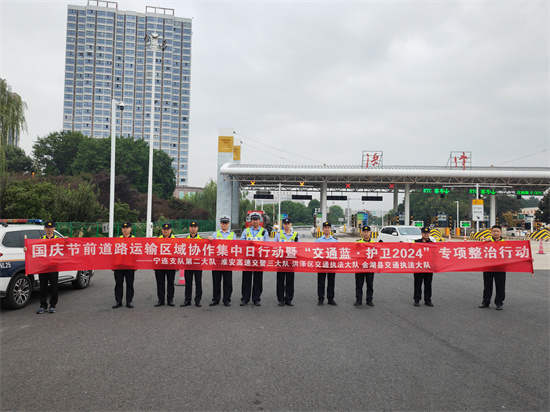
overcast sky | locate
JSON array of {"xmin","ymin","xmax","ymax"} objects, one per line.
[{"xmin": 1, "ymin": 0, "xmax": 548, "ymax": 196}]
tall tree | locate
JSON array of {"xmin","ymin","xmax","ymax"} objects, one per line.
[
  {"xmin": 33, "ymin": 130, "xmax": 85, "ymax": 176},
  {"xmin": 535, "ymin": 193, "xmax": 549, "ymax": 224},
  {"xmin": 5, "ymin": 145, "xmax": 34, "ymax": 174},
  {"xmin": 0, "ymin": 78, "xmax": 28, "ymax": 173}
]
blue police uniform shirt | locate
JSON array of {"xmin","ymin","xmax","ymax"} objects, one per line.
[
  {"xmin": 214, "ymin": 230, "xmax": 235, "ymax": 240},
  {"xmin": 315, "ymin": 234, "xmax": 338, "ymax": 243},
  {"xmin": 240, "ymin": 226, "xmax": 269, "ymax": 241}
]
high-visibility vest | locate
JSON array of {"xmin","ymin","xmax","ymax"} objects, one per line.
[
  {"xmin": 187, "ymin": 234, "xmax": 202, "ymax": 239},
  {"xmin": 158, "ymin": 234, "xmax": 176, "ymax": 238},
  {"xmin": 278, "ymin": 230, "xmax": 298, "ymax": 242},
  {"xmin": 119, "ymin": 235, "xmax": 135, "ymax": 238},
  {"xmin": 356, "ymin": 238, "xmax": 375, "ymax": 243},
  {"xmin": 215, "ymin": 230, "xmax": 235, "ymax": 240},
  {"xmin": 42, "ymin": 235, "xmax": 59, "ymax": 239},
  {"xmin": 243, "ymin": 227, "xmax": 266, "ymax": 241}
]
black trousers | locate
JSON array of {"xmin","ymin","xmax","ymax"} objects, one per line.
[
  {"xmin": 413, "ymin": 273, "xmax": 433, "ymax": 302},
  {"xmin": 154, "ymin": 270, "xmax": 176, "ymax": 303},
  {"xmin": 39, "ymin": 272, "xmax": 59, "ymax": 308},
  {"xmin": 355, "ymin": 273, "xmax": 374, "ymax": 301},
  {"xmin": 276, "ymin": 272, "xmax": 295, "ymax": 303},
  {"xmin": 114, "ymin": 270, "xmax": 135, "ymax": 304},
  {"xmin": 317, "ymin": 273, "xmax": 335, "ymax": 301},
  {"xmin": 212, "ymin": 271, "xmax": 232, "ymax": 303},
  {"xmin": 482, "ymin": 272, "xmax": 506, "ymax": 305},
  {"xmin": 242, "ymin": 271, "xmax": 263, "ymax": 303},
  {"xmin": 184, "ymin": 270, "xmax": 202, "ymax": 303}
]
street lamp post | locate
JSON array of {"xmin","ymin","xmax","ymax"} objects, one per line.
[
  {"xmin": 144, "ymin": 33, "xmax": 167, "ymax": 237},
  {"xmin": 109, "ymin": 99, "xmax": 124, "ymax": 237},
  {"xmin": 455, "ymin": 200, "xmax": 459, "ymax": 235}
]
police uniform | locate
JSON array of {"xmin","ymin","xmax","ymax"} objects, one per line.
[
  {"xmin": 355, "ymin": 225, "xmax": 375, "ymax": 306},
  {"xmin": 240, "ymin": 213, "xmax": 269, "ymax": 306},
  {"xmin": 37, "ymin": 221, "xmax": 60, "ymax": 314},
  {"xmin": 316, "ymin": 222, "xmax": 338, "ymax": 306},
  {"xmin": 413, "ymin": 227, "xmax": 434, "ymax": 307},
  {"xmin": 154, "ymin": 223, "xmax": 177, "ymax": 306},
  {"xmin": 210, "ymin": 215, "xmax": 235, "ymax": 307},
  {"xmin": 274, "ymin": 218, "xmax": 299, "ymax": 306},
  {"xmin": 113, "ymin": 222, "xmax": 135, "ymax": 309},
  {"xmin": 182, "ymin": 222, "xmax": 203, "ymax": 307},
  {"xmin": 480, "ymin": 232, "xmax": 506, "ymax": 309}
]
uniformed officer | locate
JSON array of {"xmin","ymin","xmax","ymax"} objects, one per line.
[
  {"xmin": 316, "ymin": 221, "xmax": 338, "ymax": 306},
  {"xmin": 208, "ymin": 215, "xmax": 235, "ymax": 306},
  {"xmin": 240, "ymin": 212, "xmax": 269, "ymax": 306},
  {"xmin": 181, "ymin": 221, "xmax": 203, "ymax": 307},
  {"xmin": 479, "ymin": 224, "xmax": 506, "ymax": 310},
  {"xmin": 355, "ymin": 225, "xmax": 375, "ymax": 306},
  {"xmin": 113, "ymin": 222, "xmax": 136, "ymax": 309},
  {"xmin": 154, "ymin": 223, "xmax": 177, "ymax": 307},
  {"xmin": 36, "ymin": 221, "xmax": 60, "ymax": 314},
  {"xmin": 274, "ymin": 217, "xmax": 299, "ymax": 306},
  {"xmin": 413, "ymin": 227, "xmax": 434, "ymax": 307}
]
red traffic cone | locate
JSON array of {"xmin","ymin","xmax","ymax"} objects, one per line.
[
  {"xmin": 175, "ymin": 270, "xmax": 186, "ymax": 286},
  {"xmin": 538, "ymin": 240, "xmax": 545, "ymax": 255}
]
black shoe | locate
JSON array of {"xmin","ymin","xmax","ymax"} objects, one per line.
[
  {"xmin": 253, "ymin": 301, "xmax": 261, "ymax": 306},
  {"xmin": 278, "ymin": 301, "xmax": 284, "ymax": 306},
  {"xmin": 240, "ymin": 301, "xmax": 248, "ymax": 306},
  {"xmin": 180, "ymin": 301, "xmax": 191, "ymax": 307},
  {"xmin": 328, "ymin": 300, "xmax": 337, "ymax": 306},
  {"xmin": 112, "ymin": 302, "xmax": 123, "ymax": 309},
  {"xmin": 414, "ymin": 301, "xmax": 420, "ymax": 306},
  {"xmin": 479, "ymin": 302, "xmax": 490, "ymax": 308},
  {"xmin": 167, "ymin": 301, "xmax": 175, "ymax": 307},
  {"xmin": 126, "ymin": 302, "xmax": 134, "ymax": 308},
  {"xmin": 154, "ymin": 301, "xmax": 165, "ymax": 307},
  {"xmin": 49, "ymin": 306, "xmax": 56, "ymax": 313},
  {"xmin": 496, "ymin": 305, "xmax": 503, "ymax": 311},
  {"xmin": 425, "ymin": 301, "xmax": 434, "ymax": 307},
  {"xmin": 195, "ymin": 302, "xmax": 202, "ymax": 307},
  {"xmin": 209, "ymin": 301, "xmax": 219, "ymax": 306},
  {"xmin": 318, "ymin": 300, "xmax": 324, "ymax": 306},
  {"xmin": 37, "ymin": 307, "xmax": 47, "ymax": 314},
  {"xmin": 354, "ymin": 300, "xmax": 362, "ymax": 306},
  {"xmin": 223, "ymin": 301, "xmax": 231, "ymax": 307},
  {"xmin": 285, "ymin": 301, "xmax": 293, "ymax": 306},
  {"xmin": 366, "ymin": 300, "xmax": 374, "ymax": 307}
]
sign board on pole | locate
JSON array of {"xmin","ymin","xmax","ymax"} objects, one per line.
[
  {"xmin": 472, "ymin": 199, "xmax": 484, "ymax": 221},
  {"xmin": 412, "ymin": 221, "xmax": 423, "ymax": 227},
  {"xmin": 460, "ymin": 221, "xmax": 471, "ymax": 228}
]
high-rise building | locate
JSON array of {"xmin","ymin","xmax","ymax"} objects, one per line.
[{"xmin": 62, "ymin": 0, "xmax": 192, "ymax": 187}]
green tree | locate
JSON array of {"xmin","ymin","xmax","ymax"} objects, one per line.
[
  {"xmin": 114, "ymin": 200, "xmax": 139, "ymax": 223},
  {"xmin": 328, "ymin": 205, "xmax": 345, "ymax": 224},
  {"xmin": 33, "ymin": 130, "xmax": 85, "ymax": 176},
  {"xmin": 522, "ymin": 197, "xmax": 541, "ymax": 208},
  {"xmin": 280, "ymin": 200, "xmax": 311, "ymax": 225},
  {"xmin": 0, "ymin": 78, "xmax": 28, "ymax": 174},
  {"xmin": 33, "ymin": 133, "xmax": 176, "ymax": 199},
  {"xmin": 5, "ymin": 145, "xmax": 34, "ymax": 174},
  {"xmin": 51, "ymin": 182, "xmax": 105, "ymax": 222},
  {"xmin": 535, "ymin": 193, "xmax": 549, "ymax": 224},
  {"xmin": 186, "ymin": 179, "xmax": 217, "ymax": 218},
  {"xmin": 3, "ymin": 179, "xmax": 54, "ymax": 219}
]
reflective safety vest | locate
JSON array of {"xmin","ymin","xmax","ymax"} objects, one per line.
[
  {"xmin": 487, "ymin": 236, "xmax": 503, "ymax": 242},
  {"xmin": 158, "ymin": 234, "xmax": 176, "ymax": 238},
  {"xmin": 187, "ymin": 234, "xmax": 202, "ymax": 239},
  {"xmin": 356, "ymin": 238, "xmax": 375, "ymax": 243},
  {"xmin": 215, "ymin": 230, "xmax": 235, "ymax": 240},
  {"xmin": 119, "ymin": 235, "xmax": 135, "ymax": 238},
  {"xmin": 278, "ymin": 230, "xmax": 298, "ymax": 242},
  {"xmin": 243, "ymin": 227, "xmax": 266, "ymax": 241},
  {"xmin": 42, "ymin": 235, "xmax": 59, "ymax": 239}
]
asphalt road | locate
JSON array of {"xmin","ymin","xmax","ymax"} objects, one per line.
[{"xmin": 1, "ymin": 260, "xmax": 548, "ymax": 411}]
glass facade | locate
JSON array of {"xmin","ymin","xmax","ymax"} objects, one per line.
[{"xmin": 63, "ymin": 2, "xmax": 192, "ymax": 186}]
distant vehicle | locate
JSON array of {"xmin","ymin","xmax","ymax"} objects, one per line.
[
  {"xmin": 504, "ymin": 227, "xmax": 528, "ymax": 237},
  {"xmin": 244, "ymin": 210, "xmax": 272, "ymax": 232},
  {"xmin": 377, "ymin": 225, "xmax": 435, "ymax": 243},
  {"xmin": 0, "ymin": 220, "xmax": 94, "ymax": 309}
]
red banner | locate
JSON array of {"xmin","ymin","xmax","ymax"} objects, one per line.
[{"xmin": 24, "ymin": 238, "xmax": 533, "ymax": 274}]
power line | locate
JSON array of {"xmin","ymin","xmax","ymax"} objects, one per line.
[
  {"xmin": 235, "ymin": 132, "xmax": 325, "ymax": 164},
  {"xmin": 494, "ymin": 149, "xmax": 548, "ymax": 165}
]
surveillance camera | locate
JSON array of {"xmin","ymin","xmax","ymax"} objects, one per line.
[{"xmin": 118, "ymin": 101, "xmax": 125, "ymax": 111}]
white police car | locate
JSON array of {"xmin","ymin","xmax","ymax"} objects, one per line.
[{"xmin": 0, "ymin": 220, "xmax": 94, "ymax": 309}]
